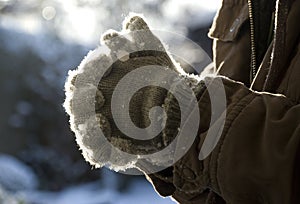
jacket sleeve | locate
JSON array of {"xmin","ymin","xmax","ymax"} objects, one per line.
[{"xmin": 148, "ymin": 76, "xmax": 300, "ymax": 204}]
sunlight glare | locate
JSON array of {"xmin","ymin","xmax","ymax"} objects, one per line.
[{"xmin": 60, "ymin": 0, "xmax": 98, "ymax": 45}]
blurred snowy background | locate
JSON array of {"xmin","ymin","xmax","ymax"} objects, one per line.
[{"xmin": 0, "ymin": 0, "xmax": 220, "ymax": 203}]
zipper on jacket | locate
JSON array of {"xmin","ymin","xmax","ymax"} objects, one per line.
[{"xmin": 248, "ymin": 0, "xmax": 257, "ymax": 83}]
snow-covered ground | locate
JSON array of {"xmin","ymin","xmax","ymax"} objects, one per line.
[
  {"xmin": 20, "ymin": 180, "xmax": 175, "ymax": 204},
  {"xmin": 0, "ymin": 154, "xmax": 174, "ymax": 204}
]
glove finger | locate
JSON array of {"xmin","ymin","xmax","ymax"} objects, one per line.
[
  {"xmin": 123, "ymin": 15, "xmax": 165, "ymax": 52},
  {"xmin": 101, "ymin": 30, "xmax": 134, "ymax": 62}
]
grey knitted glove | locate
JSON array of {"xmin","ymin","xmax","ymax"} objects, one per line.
[{"xmin": 64, "ymin": 14, "xmax": 205, "ymax": 172}]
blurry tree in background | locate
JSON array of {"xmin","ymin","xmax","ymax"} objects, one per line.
[{"xmin": 0, "ymin": 0, "xmax": 220, "ymax": 202}]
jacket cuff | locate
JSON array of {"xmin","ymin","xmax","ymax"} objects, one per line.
[{"xmin": 146, "ymin": 167, "xmax": 176, "ymax": 197}]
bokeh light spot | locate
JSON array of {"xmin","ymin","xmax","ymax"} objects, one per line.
[{"xmin": 42, "ymin": 6, "xmax": 56, "ymax": 21}]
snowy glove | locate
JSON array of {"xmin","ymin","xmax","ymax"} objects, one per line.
[{"xmin": 64, "ymin": 14, "xmax": 205, "ymax": 172}]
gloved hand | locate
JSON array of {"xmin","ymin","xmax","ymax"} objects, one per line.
[{"xmin": 64, "ymin": 14, "xmax": 204, "ymax": 173}]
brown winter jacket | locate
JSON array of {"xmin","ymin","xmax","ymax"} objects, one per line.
[{"xmin": 147, "ymin": 0, "xmax": 300, "ymax": 203}]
